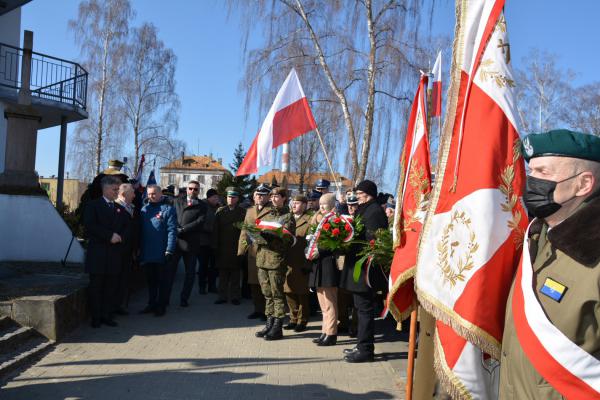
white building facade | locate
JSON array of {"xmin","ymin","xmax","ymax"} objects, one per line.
[{"xmin": 159, "ymin": 155, "xmax": 229, "ymax": 198}]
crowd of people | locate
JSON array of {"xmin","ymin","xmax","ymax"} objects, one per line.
[{"xmin": 82, "ymin": 171, "xmax": 396, "ymax": 364}]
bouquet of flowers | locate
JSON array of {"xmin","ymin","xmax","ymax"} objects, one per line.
[
  {"xmin": 353, "ymin": 228, "xmax": 394, "ymax": 284},
  {"xmin": 305, "ymin": 212, "xmax": 363, "ymax": 260},
  {"xmin": 236, "ymin": 218, "xmax": 296, "ymax": 247}
]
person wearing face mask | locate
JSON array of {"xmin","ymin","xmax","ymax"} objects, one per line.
[{"xmin": 499, "ymin": 129, "xmax": 600, "ymax": 400}]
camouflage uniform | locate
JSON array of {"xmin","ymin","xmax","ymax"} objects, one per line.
[{"xmin": 256, "ymin": 204, "xmax": 296, "ymax": 318}]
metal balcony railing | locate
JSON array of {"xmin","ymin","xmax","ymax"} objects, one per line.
[{"xmin": 0, "ymin": 42, "xmax": 88, "ymax": 110}]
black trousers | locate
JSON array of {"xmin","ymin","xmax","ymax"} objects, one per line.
[
  {"xmin": 144, "ymin": 262, "xmax": 171, "ymax": 309},
  {"xmin": 353, "ymin": 290, "xmax": 375, "ymax": 354},
  {"xmin": 89, "ymin": 273, "xmax": 119, "ymax": 322},
  {"xmin": 115, "ymin": 252, "xmax": 133, "ymax": 310},
  {"xmin": 197, "ymin": 247, "xmax": 214, "ymax": 290},
  {"xmin": 169, "ymin": 247, "xmax": 206, "ymax": 302}
]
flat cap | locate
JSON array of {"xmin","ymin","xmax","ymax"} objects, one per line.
[
  {"xmin": 522, "ymin": 129, "xmax": 600, "ymax": 162},
  {"xmin": 255, "ymin": 184, "xmax": 271, "ymax": 195}
]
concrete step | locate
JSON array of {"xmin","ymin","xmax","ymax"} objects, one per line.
[
  {"xmin": 0, "ymin": 326, "xmax": 35, "ymax": 354},
  {"xmin": 0, "ymin": 315, "xmax": 14, "ymax": 330},
  {"xmin": 0, "ymin": 335, "xmax": 54, "ymax": 378}
]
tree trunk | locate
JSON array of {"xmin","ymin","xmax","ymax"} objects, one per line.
[{"xmin": 95, "ymin": 33, "xmax": 110, "ymax": 175}]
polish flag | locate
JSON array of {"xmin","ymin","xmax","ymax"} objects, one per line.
[
  {"xmin": 431, "ymin": 51, "xmax": 442, "ymax": 117},
  {"xmin": 414, "ymin": 1, "xmax": 526, "ymax": 397},
  {"xmin": 386, "ymin": 74, "xmax": 432, "ymax": 322},
  {"xmin": 237, "ymin": 69, "xmax": 317, "ymax": 176}
]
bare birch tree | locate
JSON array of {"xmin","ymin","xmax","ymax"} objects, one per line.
[
  {"xmin": 121, "ymin": 22, "xmax": 180, "ymax": 170},
  {"xmin": 233, "ymin": 0, "xmax": 435, "ymax": 185},
  {"xmin": 68, "ymin": 0, "xmax": 133, "ymax": 180},
  {"xmin": 560, "ymin": 82, "xmax": 600, "ymax": 136}
]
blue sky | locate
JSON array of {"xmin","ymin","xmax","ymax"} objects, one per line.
[{"xmin": 19, "ymin": 0, "xmax": 600, "ymax": 186}]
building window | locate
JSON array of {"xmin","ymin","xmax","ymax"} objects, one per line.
[
  {"xmin": 183, "ymin": 174, "xmax": 190, "ymax": 183},
  {"xmin": 213, "ymin": 175, "xmax": 222, "ymax": 183},
  {"xmin": 168, "ymin": 174, "xmax": 175, "ymax": 185},
  {"xmin": 197, "ymin": 175, "xmax": 205, "ymax": 184}
]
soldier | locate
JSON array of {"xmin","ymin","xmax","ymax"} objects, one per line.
[
  {"xmin": 237, "ymin": 184, "xmax": 271, "ymax": 320},
  {"xmin": 307, "ymin": 190, "xmax": 322, "ymax": 213},
  {"xmin": 255, "ymin": 187, "xmax": 296, "ymax": 341},
  {"xmin": 283, "ymin": 194, "xmax": 312, "ymax": 332},
  {"xmin": 499, "ymin": 129, "xmax": 600, "ymax": 399},
  {"xmin": 315, "ymin": 178, "xmax": 331, "ymax": 194},
  {"xmin": 214, "ymin": 187, "xmax": 246, "ymax": 305}
]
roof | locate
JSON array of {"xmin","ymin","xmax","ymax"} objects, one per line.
[
  {"xmin": 257, "ymin": 169, "xmax": 353, "ymax": 189},
  {"xmin": 160, "ymin": 156, "xmax": 229, "ymax": 172}
]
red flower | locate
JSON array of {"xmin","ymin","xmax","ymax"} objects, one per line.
[
  {"xmin": 369, "ymin": 239, "xmax": 375, "ymax": 249},
  {"xmin": 333, "ymin": 217, "xmax": 341, "ymax": 224},
  {"xmin": 344, "ymin": 224, "xmax": 352, "ymax": 232},
  {"xmin": 255, "ymin": 219, "xmax": 262, "ymax": 226},
  {"xmin": 323, "ymin": 223, "xmax": 331, "ymax": 231},
  {"xmin": 332, "ymin": 228, "xmax": 340, "ymax": 236}
]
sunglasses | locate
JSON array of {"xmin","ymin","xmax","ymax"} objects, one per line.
[{"xmin": 187, "ymin": 187, "xmax": 199, "ymax": 191}]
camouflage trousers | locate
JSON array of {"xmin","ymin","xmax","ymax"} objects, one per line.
[{"xmin": 257, "ymin": 267, "xmax": 287, "ymax": 318}]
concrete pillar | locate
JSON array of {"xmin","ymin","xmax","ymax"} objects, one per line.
[
  {"xmin": 56, "ymin": 116, "xmax": 67, "ymax": 208},
  {"xmin": 282, "ymin": 142, "xmax": 290, "ymax": 173},
  {"xmin": 18, "ymin": 30, "xmax": 33, "ymax": 106}
]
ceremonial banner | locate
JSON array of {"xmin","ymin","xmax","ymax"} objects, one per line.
[
  {"xmin": 237, "ymin": 68, "xmax": 317, "ymax": 176},
  {"xmin": 431, "ymin": 51, "xmax": 443, "ymax": 117},
  {"xmin": 387, "ymin": 74, "xmax": 432, "ymax": 322},
  {"xmin": 414, "ymin": 0, "xmax": 527, "ymax": 397}
]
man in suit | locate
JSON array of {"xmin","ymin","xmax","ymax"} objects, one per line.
[
  {"xmin": 83, "ymin": 176, "xmax": 131, "ymax": 328},
  {"xmin": 114, "ymin": 183, "xmax": 139, "ymax": 315},
  {"xmin": 170, "ymin": 180, "xmax": 208, "ymax": 307},
  {"xmin": 339, "ymin": 180, "xmax": 388, "ymax": 362}
]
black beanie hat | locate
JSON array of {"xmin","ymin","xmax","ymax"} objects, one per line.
[
  {"xmin": 206, "ymin": 188, "xmax": 219, "ymax": 198},
  {"xmin": 355, "ymin": 180, "xmax": 378, "ymax": 199}
]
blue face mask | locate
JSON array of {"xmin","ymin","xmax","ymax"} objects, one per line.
[{"xmin": 523, "ymin": 172, "xmax": 581, "ymax": 218}]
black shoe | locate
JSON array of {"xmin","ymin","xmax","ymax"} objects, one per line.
[
  {"xmin": 214, "ymin": 299, "xmax": 227, "ymax": 305},
  {"xmin": 247, "ymin": 311, "xmax": 263, "ymax": 319},
  {"xmin": 91, "ymin": 319, "xmax": 101, "ymax": 328},
  {"xmin": 294, "ymin": 323, "xmax": 307, "ymax": 332},
  {"xmin": 344, "ymin": 350, "xmax": 374, "ymax": 363},
  {"xmin": 265, "ymin": 317, "xmax": 283, "ymax": 341},
  {"xmin": 312, "ymin": 333, "xmax": 326, "ymax": 344},
  {"xmin": 231, "ymin": 299, "xmax": 241, "ymax": 305},
  {"xmin": 343, "ymin": 347, "xmax": 359, "ymax": 355},
  {"xmin": 317, "ymin": 335, "xmax": 337, "ymax": 346},
  {"xmin": 154, "ymin": 307, "xmax": 166, "ymax": 317},
  {"xmin": 101, "ymin": 318, "xmax": 118, "ymax": 327},
  {"xmin": 139, "ymin": 305, "xmax": 156, "ymax": 314},
  {"xmin": 256, "ymin": 317, "xmax": 274, "ymax": 338},
  {"xmin": 115, "ymin": 307, "xmax": 129, "ymax": 316},
  {"xmin": 283, "ymin": 322, "xmax": 297, "ymax": 330},
  {"xmin": 180, "ymin": 299, "xmax": 189, "ymax": 307}
]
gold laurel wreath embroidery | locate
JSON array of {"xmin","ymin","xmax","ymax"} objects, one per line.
[
  {"xmin": 402, "ymin": 160, "xmax": 430, "ymax": 233},
  {"xmin": 499, "ymin": 139, "xmax": 525, "ymax": 248},
  {"xmin": 479, "ymin": 59, "xmax": 515, "ymax": 88},
  {"xmin": 437, "ymin": 210, "xmax": 479, "ymax": 287}
]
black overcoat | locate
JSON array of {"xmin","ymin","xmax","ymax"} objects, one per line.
[
  {"xmin": 174, "ymin": 197, "xmax": 208, "ymax": 253},
  {"xmin": 339, "ymin": 199, "xmax": 388, "ymax": 293},
  {"xmin": 83, "ymin": 198, "xmax": 131, "ymax": 275},
  {"xmin": 309, "ymin": 251, "xmax": 340, "ymax": 288}
]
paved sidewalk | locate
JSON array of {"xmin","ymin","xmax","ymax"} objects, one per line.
[{"xmin": 1, "ymin": 270, "xmax": 408, "ymax": 400}]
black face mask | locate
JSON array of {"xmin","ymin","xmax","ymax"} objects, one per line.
[{"xmin": 523, "ymin": 173, "xmax": 581, "ymax": 218}]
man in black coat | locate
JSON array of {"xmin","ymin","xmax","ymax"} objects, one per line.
[
  {"xmin": 339, "ymin": 179, "xmax": 388, "ymax": 362},
  {"xmin": 169, "ymin": 180, "xmax": 208, "ymax": 306},
  {"xmin": 83, "ymin": 176, "xmax": 132, "ymax": 328}
]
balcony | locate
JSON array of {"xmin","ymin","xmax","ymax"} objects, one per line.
[{"xmin": 0, "ymin": 41, "xmax": 88, "ymax": 129}]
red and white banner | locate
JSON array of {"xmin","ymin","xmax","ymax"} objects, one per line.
[
  {"xmin": 431, "ymin": 51, "xmax": 442, "ymax": 117},
  {"xmin": 386, "ymin": 74, "xmax": 432, "ymax": 322},
  {"xmin": 237, "ymin": 69, "xmax": 317, "ymax": 176},
  {"xmin": 512, "ymin": 222, "xmax": 600, "ymax": 398},
  {"xmin": 415, "ymin": 0, "xmax": 527, "ymax": 397}
]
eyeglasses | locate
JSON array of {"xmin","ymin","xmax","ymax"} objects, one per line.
[{"xmin": 187, "ymin": 187, "xmax": 199, "ymax": 191}]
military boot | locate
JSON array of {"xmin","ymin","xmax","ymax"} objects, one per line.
[
  {"xmin": 265, "ymin": 317, "xmax": 284, "ymax": 341},
  {"xmin": 255, "ymin": 316, "xmax": 274, "ymax": 338}
]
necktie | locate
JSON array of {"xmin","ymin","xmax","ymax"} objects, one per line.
[{"xmin": 188, "ymin": 200, "xmax": 192, "ymax": 207}]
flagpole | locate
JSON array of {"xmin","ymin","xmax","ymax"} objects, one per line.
[
  {"xmin": 405, "ymin": 307, "xmax": 419, "ymax": 399},
  {"xmin": 314, "ymin": 126, "xmax": 342, "ymax": 193}
]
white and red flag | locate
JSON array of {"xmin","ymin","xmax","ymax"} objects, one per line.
[
  {"xmin": 431, "ymin": 51, "xmax": 442, "ymax": 117},
  {"xmin": 386, "ymin": 74, "xmax": 432, "ymax": 322},
  {"xmin": 415, "ymin": 0, "xmax": 526, "ymax": 398},
  {"xmin": 237, "ymin": 69, "xmax": 317, "ymax": 176}
]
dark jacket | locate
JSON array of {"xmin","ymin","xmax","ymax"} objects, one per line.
[
  {"xmin": 202, "ymin": 201, "xmax": 218, "ymax": 247},
  {"xmin": 309, "ymin": 251, "xmax": 340, "ymax": 288},
  {"xmin": 213, "ymin": 205, "xmax": 246, "ymax": 270},
  {"xmin": 340, "ymin": 199, "xmax": 388, "ymax": 292},
  {"xmin": 83, "ymin": 198, "xmax": 132, "ymax": 275},
  {"xmin": 140, "ymin": 198, "xmax": 177, "ymax": 264},
  {"xmin": 173, "ymin": 196, "xmax": 208, "ymax": 253}
]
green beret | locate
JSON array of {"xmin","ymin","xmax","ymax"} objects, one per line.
[
  {"xmin": 522, "ymin": 129, "xmax": 600, "ymax": 162},
  {"xmin": 226, "ymin": 186, "xmax": 239, "ymax": 197},
  {"xmin": 293, "ymin": 194, "xmax": 308, "ymax": 203}
]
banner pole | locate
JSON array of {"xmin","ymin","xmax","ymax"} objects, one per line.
[
  {"xmin": 405, "ymin": 306, "xmax": 419, "ymax": 399},
  {"xmin": 314, "ymin": 126, "xmax": 341, "ymax": 192}
]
